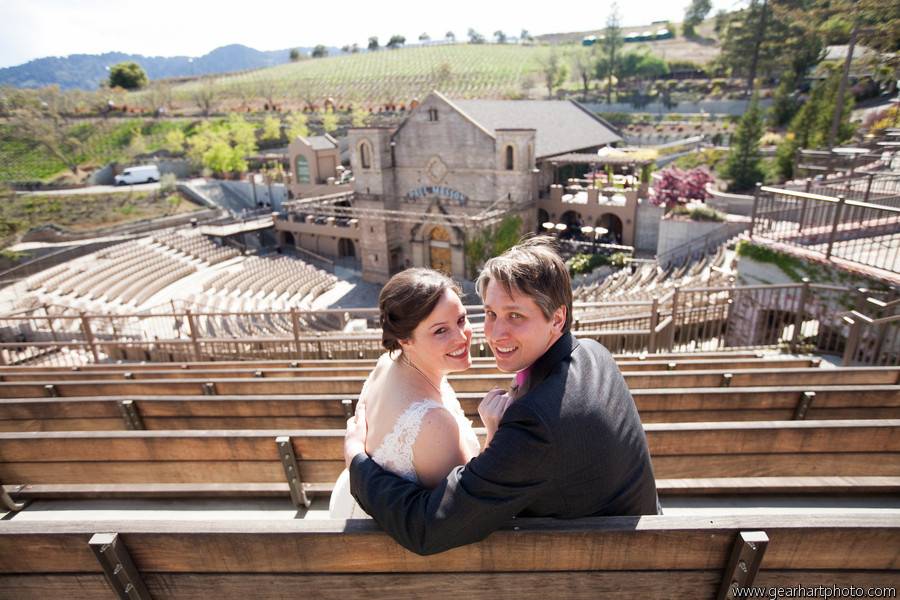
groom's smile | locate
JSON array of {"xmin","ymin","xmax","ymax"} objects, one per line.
[{"xmin": 482, "ymin": 280, "xmax": 565, "ymax": 374}]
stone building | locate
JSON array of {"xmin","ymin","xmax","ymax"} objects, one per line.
[{"xmin": 276, "ymin": 91, "xmax": 627, "ymax": 283}]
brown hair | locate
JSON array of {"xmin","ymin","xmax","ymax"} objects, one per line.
[
  {"xmin": 379, "ymin": 268, "xmax": 463, "ymax": 352},
  {"xmin": 475, "ymin": 235, "xmax": 573, "ymax": 332}
]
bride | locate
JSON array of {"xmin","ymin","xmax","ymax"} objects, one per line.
[{"xmin": 329, "ymin": 268, "xmax": 511, "ymax": 518}]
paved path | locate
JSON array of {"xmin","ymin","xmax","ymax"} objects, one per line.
[{"xmin": 16, "ymin": 182, "xmax": 161, "ymax": 196}]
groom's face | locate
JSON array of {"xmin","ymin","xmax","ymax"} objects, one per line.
[{"xmin": 483, "ymin": 280, "xmax": 565, "ymax": 373}]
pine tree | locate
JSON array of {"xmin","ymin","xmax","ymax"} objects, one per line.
[{"xmin": 723, "ymin": 95, "xmax": 765, "ymax": 191}]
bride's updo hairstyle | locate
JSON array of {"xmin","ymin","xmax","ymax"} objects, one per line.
[{"xmin": 379, "ymin": 268, "xmax": 462, "ymax": 352}]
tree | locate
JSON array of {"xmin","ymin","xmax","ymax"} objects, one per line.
[
  {"xmin": 311, "ymin": 45, "xmax": 328, "ymax": 58},
  {"xmin": 683, "ymin": 0, "xmax": 712, "ymax": 37},
  {"xmin": 520, "ymin": 29, "xmax": 533, "ymax": 43},
  {"xmin": 571, "ymin": 47, "xmax": 596, "ymax": 101},
  {"xmin": 445, "ymin": 31, "xmax": 456, "ymax": 42},
  {"xmin": 285, "ymin": 111, "xmax": 309, "ymax": 140},
  {"xmin": 186, "ymin": 116, "xmax": 257, "ymax": 175},
  {"xmin": 351, "ymin": 105, "xmax": 368, "ymax": 127},
  {"xmin": 8, "ymin": 90, "xmax": 83, "ymax": 174},
  {"xmin": 164, "ymin": 129, "xmax": 186, "ymax": 154},
  {"xmin": 192, "ymin": 79, "xmax": 218, "ymax": 117},
  {"xmin": 467, "ymin": 28, "xmax": 485, "ymax": 44},
  {"xmin": 494, "ymin": 30, "xmax": 507, "ymax": 44},
  {"xmin": 537, "ymin": 51, "xmax": 568, "ymax": 98},
  {"xmin": 321, "ymin": 108, "xmax": 339, "ymax": 134},
  {"xmin": 601, "ymin": 3, "xmax": 623, "ymax": 104},
  {"xmin": 419, "ymin": 33, "xmax": 431, "ymax": 42},
  {"xmin": 108, "ymin": 62, "xmax": 148, "ymax": 90},
  {"xmin": 651, "ymin": 167, "xmax": 713, "ymax": 209},
  {"xmin": 261, "ymin": 115, "xmax": 282, "ymax": 141},
  {"xmin": 289, "ymin": 48, "xmax": 301, "ymax": 62},
  {"xmin": 386, "ymin": 35, "xmax": 406, "ymax": 49},
  {"xmin": 722, "ymin": 95, "xmax": 765, "ymax": 191},
  {"xmin": 368, "ymin": 36, "xmax": 379, "ymax": 51}
]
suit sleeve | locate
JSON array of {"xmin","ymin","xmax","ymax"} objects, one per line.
[{"xmin": 349, "ymin": 401, "xmax": 554, "ymax": 555}]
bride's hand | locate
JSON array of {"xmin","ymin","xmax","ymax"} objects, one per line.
[
  {"xmin": 478, "ymin": 388, "xmax": 514, "ymax": 447},
  {"xmin": 344, "ymin": 399, "xmax": 368, "ymax": 468}
]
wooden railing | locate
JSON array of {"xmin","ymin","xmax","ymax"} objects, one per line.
[
  {"xmin": 751, "ymin": 185, "xmax": 900, "ymax": 276},
  {"xmin": 1, "ymin": 284, "xmax": 896, "ymax": 367}
]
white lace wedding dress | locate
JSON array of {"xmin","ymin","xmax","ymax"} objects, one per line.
[{"xmin": 329, "ymin": 381, "xmax": 481, "ymax": 518}]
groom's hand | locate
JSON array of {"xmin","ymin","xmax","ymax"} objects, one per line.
[{"xmin": 344, "ymin": 399, "xmax": 368, "ymax": 468}]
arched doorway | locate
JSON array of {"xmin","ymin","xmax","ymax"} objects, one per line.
[
  {"xmin": 279, "ymin": 231, "xmax": 296, "ymax": 248},
  {"xmin": 338, "ymin": 238, "xmax": 356, "ymax": 258},
  {"xmin": 537, "ymin": 209, "xmax": 550, "ymax": 233},
  {"xmin": 429, "ymin": 226, "xmax": 452, "ymax": 274},
  {"xmin": 597, "ymin": 213, "xmax": 623, "ymax": 243}
]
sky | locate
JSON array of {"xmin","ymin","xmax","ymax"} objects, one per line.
[{"xmin": 0, "ymin": 0, "xmax": 742, "ymax": 69}]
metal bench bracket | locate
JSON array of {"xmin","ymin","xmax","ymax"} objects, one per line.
[
  {"xmin": 794, "ymin": 391, "xmax": 815, "ymax": 420},
  {"xmin": 89, "ymin": 532, "xmax": 152, "ymax": 600},
  {"xmin": 1, "ymin": 480, "xmax": 26, "ymax": 512},
  {"xmin": 342, "ymin": 398, "xmax": 354, "ymax": 419},
  {"xmin": 118, "ymin": 400, "xmax": 145, "ymax": 430},
  {"xmin": 276, "ymin": 436, "xmax": 310, "ymax": 509},
  {"xmin": 202, "ymin": 382, "xmax": 217, "ymax": 395},
  {"xmin": 716, "ymin": 530, "xmax": 769, "ymax": 600}
]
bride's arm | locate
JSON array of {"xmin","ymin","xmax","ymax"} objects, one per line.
[{"xmin": 411, "ymin": 408, "xmax": 469, "ymax": 488}]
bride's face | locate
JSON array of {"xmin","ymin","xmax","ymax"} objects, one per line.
[{"xmin": 402, "ymin": 288, "xmax": 472, "ymax": 374}]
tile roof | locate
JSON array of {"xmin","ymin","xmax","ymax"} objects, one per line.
[{"xmin": 451, "ymin": 99, "xmax": 621, "ymax": 159}]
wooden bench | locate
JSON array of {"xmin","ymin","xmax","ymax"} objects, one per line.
[
  {"xmin": 0, "ymin": 385, "xmax": 897, "ymax": 432},
  {"xmin": 2, "ymin": 420, "xmax": 898, "ymax": 508},
  {"xmin": 0, "ymin": 515, "xmax": 897, "ymax": 599},
  {"xmin": 0, "ymin": 355, "xmax": 818, "ymax": 378},
  {"xmin": 1, "ymin": 367, "xmax": 896, "ymax": 398}
]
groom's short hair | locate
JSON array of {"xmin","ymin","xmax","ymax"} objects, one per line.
[{"xmin": 476, "ymin": 235, "xmax": 573, "ymax": 332}]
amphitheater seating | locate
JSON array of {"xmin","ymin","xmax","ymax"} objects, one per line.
[
  {"xmin": 1, "ymin": 515, "xmax": 896, "ymax": 600},
  {"xmin": 1, "ymin": 349, "xmax": 897, "ymax": 599}
]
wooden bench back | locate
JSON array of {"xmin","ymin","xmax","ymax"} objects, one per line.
[
  {"xmin": 1, "ymin": 385, "xmax": 897, "ymax": 432},
  {"xmin": 0, "ymin": 515, "xmax": 897, "ymax": 600},
  {"xmin": 2, "ymin": 366, "xmax": 896, "ymax": 398},
  {"xmin": 0, "ymin": 356, "xmax": 818, "ymax": 380},
  {"xmin": 2, "ymin": 420, "xmax": 897, "ymax": 501}
]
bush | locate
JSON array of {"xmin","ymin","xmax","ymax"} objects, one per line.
[
  {"xmin": 160, "ymin": 173, "xmax": 177, "ymax": 194},
  {"xmin": 567, "ymin": 253, "xmax": 609, "ymax": 275},
  {"xmin": 678, "ymin": 204, "xmax": 726, "ymax": 222},
  {"xmin": 598, "ymin": 112, "xmax": 633, "ymax": 127}
]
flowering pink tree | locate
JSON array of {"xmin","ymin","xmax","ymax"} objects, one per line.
[{"xmin": 651, "ymin": 166, "xmax": 714, "ymax": 209}]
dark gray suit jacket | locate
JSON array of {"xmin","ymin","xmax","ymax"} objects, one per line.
[{"xmin": 349, "ymin": 332, "xmax": 660, "ymax": 555}]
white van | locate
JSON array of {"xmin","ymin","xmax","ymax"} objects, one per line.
[{"xmin": 115, "ymin": 165, "xmax": 160, "ymax": 185}]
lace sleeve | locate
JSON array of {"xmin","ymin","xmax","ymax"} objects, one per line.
[{"xmin": 371, "ymin": 400, "xmax": 444, "ymax": 484}]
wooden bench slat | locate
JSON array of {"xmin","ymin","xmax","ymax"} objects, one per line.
[{"xmin": 0, "ymin": 515, "xmax": 897, "ymax": 573}]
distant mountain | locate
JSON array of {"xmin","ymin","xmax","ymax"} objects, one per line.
[{"xmin": 0, "ymin": 44, "xmax": 341, "ymax": 90}]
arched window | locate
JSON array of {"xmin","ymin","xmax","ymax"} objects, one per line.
[
  {"xmin": 505, "ymin": 145, "xmax": 514, "ymax": 170},
  {"xmin": 295, "ymin": 156, "xmax": 310, "ymax": 184},
  {"xmin": 359, "ymin": 141, "xmax": 372, "ymax": 170}
]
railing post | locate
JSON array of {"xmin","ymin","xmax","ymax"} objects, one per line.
[
  {"xmin": 825, "ymin": 195, "xmax": 845, "ymax": 259},
  {"xmin": 290, "ymin": 308, "xmax": 303, "ymax": 357},
  {"xmin": 750, "ymin": 183, "xmax": 762, "ymax": 237},
  {"xmin": 668, "ymin": 287, "xmax": 679, "ymax": 351},
  {"xmin": 842, "ymin": 316, "xmax": 861, "ymax": 366},
  {"xmin": 185, "ymin": 309, "xmax": 201, "ymax": 361},
  {"xmin": 863, "ymin": 172, "xmax": 874, "ymax": 203},
  {"xmin": 804, "ymin": 177, "xmax": 812, "ymax": 193},
  {"xmin": 797, "ymin": 195, "xmax": 808, "ymax": 234},
  {"xmin": 80, "ymin": 312, "xmax": 100, "ymax": 363},
  {"xmin": 790, "ymin": 278, "xmax": 810, "ymax": 353},
  {"xmin": 648, "ymin": 296, "xmax": 659, "ymax": 354}
]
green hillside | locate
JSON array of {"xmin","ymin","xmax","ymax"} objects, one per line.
[{"xmin": 160, "ymin": 44, "xmax": 556, "ymax": 109}]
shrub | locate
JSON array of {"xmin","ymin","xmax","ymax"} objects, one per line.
[
  {"xmin": 651, "ymin": 166, "xmax": 714, "ymax": 208},
  {"xmin": 671, "ymin": 204, "xmax": 725, "ymax": 222},
  {"xmin": 568, "ymin": 253, "xmax": 609, "ymax": 275}
]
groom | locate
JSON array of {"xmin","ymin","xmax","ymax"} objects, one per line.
[{"xmin": 344, "ymin": 237, "xmax": 660, "ymax": 555}]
